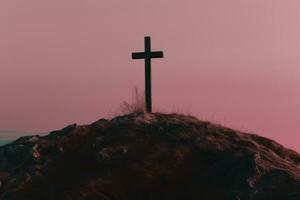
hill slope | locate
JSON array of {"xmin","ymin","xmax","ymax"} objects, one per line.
[{"xmin": 0, "ymin": 113, "xmax": 299, "ymax": 200}]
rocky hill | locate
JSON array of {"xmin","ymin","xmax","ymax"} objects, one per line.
[{"xmin": 0, "ymin": 113, "xmax": 299, "ymax": 200}]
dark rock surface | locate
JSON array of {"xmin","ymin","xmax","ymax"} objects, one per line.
[{"xmin": 0, "ymin": 113, "xmax": 299, "ymax": 200}]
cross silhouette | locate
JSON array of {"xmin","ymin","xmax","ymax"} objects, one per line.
[{"xmin": 132, "ymin": 36, "xmax": 164, "ymax": 113}]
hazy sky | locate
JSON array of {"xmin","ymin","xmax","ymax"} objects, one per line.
[{"xmin": 1, "ymin": 0, "xmax": 300, "ymax": 151}]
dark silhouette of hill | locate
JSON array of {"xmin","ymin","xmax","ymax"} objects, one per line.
[{"xmin": 0, "ymin": 113, "xmax": 299, "ymax": 200}]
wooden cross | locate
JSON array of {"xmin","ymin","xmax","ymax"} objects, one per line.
[{"xmin": 132, "ymin": 36, "xmax": 164, "ymax": 113}]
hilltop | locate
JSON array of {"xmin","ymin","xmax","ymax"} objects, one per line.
[{"xmin": 0, "ymin": 113, "xmax": 299, "ymax": 200}]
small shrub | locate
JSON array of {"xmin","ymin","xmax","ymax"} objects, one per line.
[{"xmin": 119, "ymin": 87, "xmax": 145, "ymax": 115}]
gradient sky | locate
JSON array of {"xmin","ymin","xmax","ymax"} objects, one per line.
[{"xmin": 1, "ymin": 0, "xmax": 300, "ymax": 151}]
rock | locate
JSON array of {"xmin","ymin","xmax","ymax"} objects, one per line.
[{"xmin": 0, "ymin": 113, "xmax": 299, "ymax": 200}]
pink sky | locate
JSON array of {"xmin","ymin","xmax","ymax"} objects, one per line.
[{"xmin": 1, "ymin": 0, "xmax": 300, "ymax": 151}]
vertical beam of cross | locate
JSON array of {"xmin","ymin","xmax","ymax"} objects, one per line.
[
  {"xmin": 144, "ymin": 37, "xmax": 152, "ymax": 113},
  {"xmin": 132, "ymin": 36, "xmax": 164, "ymax": 113}
]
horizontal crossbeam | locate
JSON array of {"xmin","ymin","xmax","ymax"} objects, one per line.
[
  {"xmin": 150, "ymin": 51, "xmax": 164, "ymax": 58},
  {"xmin": 132, "ymin": 51, "xmax": 164, "ymax": 59},
  {"xmin": 132, "ymin": 52, "xmax": 146, "ymax": 59}
]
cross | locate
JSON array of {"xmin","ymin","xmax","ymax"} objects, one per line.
[{"xmin": 132, "ymin": 36, "xmax": 164, "ymax": 113}]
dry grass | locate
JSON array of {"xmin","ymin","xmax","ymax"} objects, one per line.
[{"xmin": 118, "ymin": 87, "xmax": 145, "ymax": 115}]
